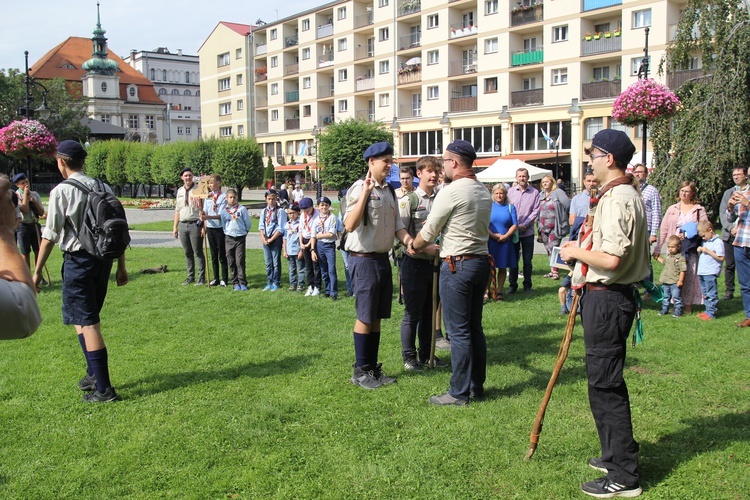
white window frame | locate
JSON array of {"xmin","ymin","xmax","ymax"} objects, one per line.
[
  {"xmin": 237, "ymin": 125, "xmax": 244, "ymax": 136},
  {"xmin": 633, "ymin": 9, "xmax": 651, "ymax": 28},
  {"xmin": 339, "ymin": 99, "xmax": 348, "ymax": 112},
  {"xmin": 379, "ymin": 0, "xmax": 388, "ymax": 7},
  {"xmin": 379, "ymin": 60, "xmax": 390, "ymax": 74},
  {"xmin": 551, "ymin": 68, "xmax": 568, "ymax": 85},
  {"xmin": 270, "ymin": 29, "xmax": 278, "ymax": 40},
  {"xmin": 237, "ymin": 99, "xmax": 244, "ymax": 111},
  {"xmin": 236, "ymin": 48, "xmax": 242, "ymax": 59},
  {"xmin": 485, "ymin": 0, "xmax": 498, "ymax": 15},
  {"xmin": 302, "ymin": 19, "xmax": 310, "ymax": 31},
  {"xmin": 145, "ymin": 115, "xmax": 155, "ymax": 129},
  {"xmin": 217, "ymin": 53, "xmax": 230, "ymax": 67},
  {"xmin": 220, "ymin": 126, "xmax": 232, "ymax": 137},
  {"xmin": 338, "ymin": 38, "xmax": 348, "ymax": 51},
  {"xmin": 177, "ymin": 127, "xmax": 184, "ymax": 135},
  {"xmin": 379, "ymin": 93, "xmax": 389, "ymax": 107},
  {"xmin": 379, "ymin": 27, "xmax": 390, "ymax": 41},
  {"xmin": 427, "ymin": 85, "xmax": 439, "ymax": 100},
  {"xmin": 631, "ymin": 56, "xmax": 650, "ymax": 75},
  {"xmin": 219, "ymin": 102, "xmax": 232, "ymax": 115},
  {"xmin": 485, "ymin": 38, "xmax": 498, "ymax": 54},
  {"xmin": 552, "ymin": 25, "xmax": 568, "ymax": 43},
  {"xmin": 271, "ymin": 83, "xmax": 279, "ymax": 95},
  {"xmin": 185, "ymin": 126, "xmax": 192, "ymax": 135},
  {"xmin": 427, "ymin": 50, "xmax": 439, "ymax": 65},
  {"xmin": 271, "ymin": 110, "xmax": 279, "ymax": 121},
  {"xmin": 338, "ymin": 7, "xmax": 347, "ymax": 20},
  {"xmin": 585, "ymin": 117, "xmax": 604, "ymax": 139},
  {"xmin": 303, "ymin": 77, "xmax": 311, "ymax": 89},
  {"xmin": 303, "ymin": 105, "xmax": 312, "ymax": 117},
  {"xmin": 302, "ymin": 48, "xmax": 311, "ymax": 60},
  {"xmin": 270, "ymin": 56, "xmax": 278, "ymax": 68},
  {"xmin": 427, "ymin": 14, "xmax": 439, "ymax": 29},
  {"xmin": 218, "ymin": 78, "xmax": 231, "ymax": 91},
  {"xmin": 338, "ymin": 69, "xmax": 348, "ymax": 81},
  {"xmin": 236, "ymin": 74, "xmax": 243, "ymax": 86}
]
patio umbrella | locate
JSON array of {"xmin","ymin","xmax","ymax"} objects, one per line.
[{"xmin": 405, "ymin": 57, "xmax": 421, "ymax": 65}]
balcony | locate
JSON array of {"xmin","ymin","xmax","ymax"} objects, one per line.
[
  {"xmin": 318, "ymin": 53, "xmax": 334, "ymax": 67},
  {"xmin": 511, "ymin": 5, "xmax": 543, "ymax": 27},
  {"xmin": 511, "ymin": 88, "xmax": 543, "ymax": 107},
  {"xmin": 356, "ymin": 109, "xmax": 376, "ymax": 122},
  {"xmin": 285, "ymin": 36, "xmax": 298, "ymax": 48},
  {"xmin": 317, "ymin": 23, "xmax": 333, "ymax": 39},
  {"xmin": 399, "ymin": 104, "xmax": 422, "ymax": 118},
  {"xmin": 581, "ymin": 80, "xmax": 621, "ymax": 101},
  {"xmin": 255, "ymin": 43, "xmax": 267, "ymax": 56},
  {"xmin": 285, "ymin": 118, "xmax": 300, "ymax": 130},
  {"xmin": 582, "ymin": 0, "xmax": 622, "ymax": 12},
  {"xmin": 449, "ymin": 96, "xmax": 477, "ymax": 112},
  {"xmin": 581, "ymin": 35, "xmax": 622, "ymax": 56},
  {"xmin": 398, "ymin": 33, "xmax": 421, "ymax": 50},
  {"xmin": 256, "ymin": 122, "xmax": 268, "ymax": 134},
  {"xmin": 354, "ymin": 46, "xmax": 375, "ymax": 60},
  {"xmin": 449, "ymin": 60, "xmax": 478, "ymax": 76},
  {"xmin": 320, "ymin": 114, "xmax": 335, "ymax": 126},
  {"xmin": 356, "ymin": 77, "xmax": 375, "ymax": 92},
  {"xmin": 255, "ymin": 70, "xmax": 267, "ymax": 82},
  {"xmin": 398, "ymin": 69, "xmax": 422, "ymax": 84},
  {"xmin": 511, "ymin": 48, "xmax": 543, "ymax": 67},
  {"xmin": 397, "ymin": 0, "xmax": 421, "ymax": 17},
  {"xmin": 449, "ymin": 23, "xmax": 478, "ymax": 39},
  {"xmin": 256, "ymin": 95, "xmax": 268, "ymax": 107},
  {"xmin": 354, "ymin": 11, "xmax": 374, "ymax": 28},
  {"xmin": 285, "ymin": 91, "xmax": 299, "ymax": 103},
  {"xmin": 285, "ymin": 63, "xmax": 299, "ymax": 76},
  {"xmin": 318, "ymin": 85, "xmax": 335, "ymax": 98},
  {"xmin": 667, "ymin": 68, "xmax": 704, "ymax": 89}
]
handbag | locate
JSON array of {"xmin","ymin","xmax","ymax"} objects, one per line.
[{"xmin": 508, "ymin": 204, "xmax": 519, "ymax": 244}]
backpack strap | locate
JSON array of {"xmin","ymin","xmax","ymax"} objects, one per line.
[{"xmin": 62, "ymin": 178, "xmax": 93, "ymax": 239}]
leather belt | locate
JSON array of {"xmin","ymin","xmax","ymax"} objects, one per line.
[
  {"xmin": 443, "ymin": 254, "xmax": 487, "ymax": 272},
  {"xmin": 180, "ymin": 220, "xmax": 197, "ymax": 223},
  {"xmin": 349, "ymin": 252, "xmax": 389, "ymax": 259},
  {"xmin": 585, "ymin": 283, "xmax": 634, "ymax": 292}
]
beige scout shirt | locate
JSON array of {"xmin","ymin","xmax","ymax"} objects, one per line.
[
  {"xmin": 17, "ymin": 189, "xmax": 42, "ymax": 224},
  {"xmin": 419, "ymin": 177, "xmax": 492, "ymax": 258},
  {"xmin": 42, "ymin": 172, "xmax": 110, "ymax": 253},
  {"xmin": 175, "ymin": 184, "xmax": 201, "ymax": 222},
  {"xmin": 583, "ymin": 181, "xmax": 650, "ymax": 285},
  {"xmin": 344, "ymin": 178, "xmax": 405, "ymax": 254},
  {"xmin": 398, "ymin": 186, "xmax": 436, "ymax": 260}
]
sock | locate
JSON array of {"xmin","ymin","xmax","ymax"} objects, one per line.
[
  {"xmin": 77, "ymin": 333, "xmax": 93, "ymax": 377},
  {"xmin": 369, "ymin": 331, "xmax": 381, "ymax": 366},
  {"xmin": 87, "ymin": 348, "xmax": 112, "ymax": 393},
  {"xmin": 353, "ymin": 332, "xmax": 369, "ymax": 368}
]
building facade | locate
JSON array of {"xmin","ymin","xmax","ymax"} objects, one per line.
[{"xmin": 123, "ymin": 48, "xmax": 202, "ymax": 142}]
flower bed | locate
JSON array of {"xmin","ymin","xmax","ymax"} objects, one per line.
[
  {"xmin": 120, "ymin": 198, "xmax": 176, "ymax": 209},
  {"xmin": 612, "ymin": 78, "xmax": 680, "ymax": 127},
  {"xmin": 0, "ymin": 119, "xmax": 57, "ymax": 160}
]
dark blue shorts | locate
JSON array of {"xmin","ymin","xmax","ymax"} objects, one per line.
[
  {"xmin": 16, "ymin": 223, "xmax": 40, "ymax": 255},
  {"xmin": 61, "ymin": 251, "xmax": 113, "ymax": 327},
  {"xmin": 350, "ymin": 254, "xmax": 392, "ymax": 324}
]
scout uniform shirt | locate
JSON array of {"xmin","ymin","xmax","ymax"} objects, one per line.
[
  {"xmin": 220, "ymin": 204, "xmax": 252, "ymax": 237},
  {"xmin": 344, "ymin": 178, "xmax": 405, "ymax": 254},
  {"xmin": 398, "ymin": 186, "xmax": 436, "ymax": 260},
  {"xmin": 203, "ymin": 190, "xmax": 227, "ymax": 229},
  {"xmin": 299, "ymin": 209, "xmax": 319, "ymax": 241},
  {"xmin": 315, "ymin": 210, "xmax": 338, "ymax": 244},
  {"xmin": 175, "ymin": 184, "xmax": 201, "ymax": 222},
  {"xmin": 17, "ymin": 188, "xmax": 42, "ymax": 225}
]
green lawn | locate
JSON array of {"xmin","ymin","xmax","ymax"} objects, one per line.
[{"xmin": 0, "ymin": 249, "xmax": 747, "ymax": 498}]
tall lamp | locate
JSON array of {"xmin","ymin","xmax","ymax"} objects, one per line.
[
  {"xmin": 17, "ymin": 51, "xmax": 54, "ymax": 190},
  {"xmin": 636, "ymin": 28, "xmax": 650, "ymax": 165},
  {"xmin": 311, "ymin": 125, "xmax": 322, "ymax": 199}
]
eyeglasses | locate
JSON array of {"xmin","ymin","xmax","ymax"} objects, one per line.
[
  {"xmin": 441, "ymin": 157, "xmax": 455, "ymax": 164},
  {"xmin": 589, "ymin": 153, "xmax": 608, "ymax": 162}
]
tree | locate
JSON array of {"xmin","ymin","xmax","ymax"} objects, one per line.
[
  {"xmin": 211, "ymin": 138, "xmax": 263, "ymax": 200},
  {"xmin": 318, "ymin": 118, "xmax": 392, "ymax": 190},
  {"xmin": 84, "ymin": 141, "xmax": 108, "ymax": 180},
  {"xmin": 105, "ymin": 140, "xmax": 129, "ymax": 194},
  {"xmin": 184, "ymin": 137, "xmax": 217, "ymax": 175},
  {"xmin": 125, "ymin": 142, "xmax": 155, "ymax": 197},
  {"xmin": 651, "ymin": 0, "xmax": 750, "ymax": 219}
]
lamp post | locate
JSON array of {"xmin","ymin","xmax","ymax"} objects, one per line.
[
  {"xmin": 636, "ymin": 27, "xmax": 650, "ymax": 165},
  {"xmin": 311, "ymin": 125, "xmax": 322, "ymax": 199},
  {"xmin": 17, "ymin": 51, "xmax": 54, "ymax": 190}
]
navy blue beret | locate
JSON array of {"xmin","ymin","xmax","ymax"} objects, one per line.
[
  {"xmin": 11, "ymin": 173, "xmax": 27, "ymax": 184},
  {"xmin": 288, "ymin": 203, "xmax": 301, "ymax": 212},
  {"xmin": 317, "ymin": 196, "xmax": 331, "ymax": 205},
  {"xmin": 299, "ymin": 197, "xmax": 314, "ymax": 209},
  {"xmin": 363, "ymin": 142, "xmax": 393, "ymax": 161},
  {"xmin": 56, "ymin": 140, "xmax": 87, "ymax": 160},
  {"xmin": 265, "ymin": 189, "xmax": 278, "ymax": 197},
  {"xmin": 591, "ymin": 129, "xmax": 635, "ymax": 165},
  {"xmin": 446, "ymin": 140, "xmax": 477, "ymax": 162}
]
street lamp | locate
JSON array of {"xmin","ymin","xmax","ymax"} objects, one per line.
[
  {"xmin": 17, "ymin": 51, "xmax": 55, "ymax": 190},
  {"xmin": 636, "ymin": 27, "xmax": 650, "ymax": 165},
  {"xmin": 311, "ymin": 125, "xmax": 322, "ymax": 199}
]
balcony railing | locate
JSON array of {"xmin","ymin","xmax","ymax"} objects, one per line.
[
  {"xmin": 285, "ymin": 91, "xmax": 299, "ymax": 103},
  {"xmin": 581, "ymin": 80, "xmax": 621, "ymax": 101},
  {"xmin": 317, "ymin": 23, "xmax": 333, "ymax": 39},
  {"xmin": 510, "ymin": 5, "xmax": 543, "ymax": 27},
  {"xmin": 285, "ymin": 63, "xmax": 299, "ymax": 75},
  {"xmin": 318, "ymin": 54, "xmax": 334, "ymax": 67},
  {"xmin": 255, "ymin": 72, "xmax": 267, "ymax": 82},
  {"xmin": 285, "ymin": 118, "xmax": 300, "ymax": 130},
  {"xmin": 398, "ymin": 70, "xmax": 422, "ymax": 84},
  {"xmin": 399, "ymin": 104, "xmax": 422, "ymax": 118},
  {"xmin": 356, "ymin": 109, "xmax": 376, "ymax": 122},
  {"xmin": 511, "ymin": 48, "xmax": 543, "ymax": 67},
  {"xmin": 581, "ymin": 35, "xmax": 622, "ymax": 56},
  {"xmin": 256, "ymin": 95, "xmax": 268, "ymax": 107},
  {"xmin": 354, "ymin": 11, "xmax": 374, "ymax": 28},
  {"xmin": 354, "ymin": 46, "xmax": 375, "ymax": 60},
  {"xmin": 511, "ymin": 88, "xmax": 543, "ymax": 107},
  {"xmin": 320, "ymin": 114, "xmax": 335, "ymax": 126},
  {"xmin": 398, "ymin": 0, "xmax": 421, "ymax": 17},
  {"xmin": 450, "ymin": 96, "xmax": 477, "ymax": 112},
  {"xmin": 667, "ymin": 68, "xmax": 704, "ymax": 89},
  {"xmin": 449, "ymin": 60, "xmax": 478, "ymax": 76},
  {"xmin": 285, "ymin": 36, "xmax": 298, "ymax": 48},
  {"xmin": 398, "ymin": 33, "xmax": 421, "ymax": 50},
  {"xmin": 449, "ymin": 23, "xmax": 478, "ymax": 39},
  {"xmin": 255, "ymin": 44, "xmax": 267, "ymax": 56},
  {"xmin": 256, "ymin": 122, "xmax": 268, "ymax": 134},
  {"xmin": 668, "ymin": 23, "xmax": 701, "ymax": 42},
  {"xmin": 582, "ymin": 0, "xmax": 622, "ymax": 12},
  {"xmin": 356, "ymin": 77, "xmax": 375, "ymax": 92},
  {"xmin": 318, "ymin": 85, "xmax": 335, "ymax": 98}
]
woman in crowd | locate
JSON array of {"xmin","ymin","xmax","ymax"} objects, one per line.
[
  {"xmin": 486, "ymin": 184, "xmax": 518, "ymax": 302},
  {"xmin": 655, "ymin": 181, "xmax": 708, "ymax": 314},
  {"xmin": 537, "ymin": 174, "xmax": 570, "ymax": 280}
]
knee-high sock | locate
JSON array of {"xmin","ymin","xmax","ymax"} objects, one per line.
[
  {"xmin": 87, "ymin": 348, "xmax": 112, "ymax": 392},
  {"xmin": 77, "ymin": 333, "xmax": 93, "ymax": 377},
  {"xmin": 353, "ymin": 332, "xmax": 369, "ymax": 368},
  {"xmin": 369, "ymin": 331, "xmax": 381, "ymax": 366}
]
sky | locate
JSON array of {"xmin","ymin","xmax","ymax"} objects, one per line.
[{"xmin": 0, "ymin": 0, "xmax": 327, "ymax": 71}]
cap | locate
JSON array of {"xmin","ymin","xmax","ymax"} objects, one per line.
[
  {"xmin": 590, "ymin": 129, "xmax": 636, "ymax": 165},
  {"xmin": 299, "ymin": 197, "xmax": 314, "ymax": 209},
  {"xmin": 317, "ymin": 196, "xmax": 331, "ymax": 205},
  {"xmin": 363, "ymin": 142, "xmax": 393, "ymax": 161},
  {"xmin": 445, "ymin": 140, "xmax": 477, "ymax": 162},
  {"xmin": 179, "ymin": 167, "xmax": 193, "ymax": 176},
  {"xmin": 265, "ymin": 189, "xmax": 278, "ymax": 197},
  {"xmin": 288, "ymin": 203, "xmax": 301, "ymax": 212},
  {"xmin": 56, "ymin": 140, "xmax": 87, "ymax": 160},
  {"xmin": 11, "ymin": 173, "xmax": 27, "ymax": 184}
]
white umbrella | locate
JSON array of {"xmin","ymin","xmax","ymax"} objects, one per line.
[
  {"xmin": 476, "ymin": 159, "xmax": 551, "ymax": 183},
  {"xmin": 405, "ymin": 57, "xmax": 421, "ymax": 65}
]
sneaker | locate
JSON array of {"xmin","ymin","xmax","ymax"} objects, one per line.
[
  {"xmin": 672, "ymin": 313, "xmax": 682, "ymax": 318},
  {"xmin": 435, "ymin": 337, "xmax": 451, "ymax": 350},
  {"xmin": 297, "ymin": 285, "xmax": 305, "ymax": 292},
  {"xmin": 288, "ymin": 285, "xmax": 297, "ymax": 292},
  {"xmin": 469, "ymin": 388, "xmax": 485, "ymax": 400},
  {"xmin": 82, "ymin": 387, "xmax": 121, "ymax": 403},
  {"xmin": 233, "ymin": 285, "xmax": 241, "ymax": 291},
  {"xmin": 240, "ymin": 285, "xmax": 248, "ymax": 291},
  {"xmin": 403, "ymin": 358, "xmax": 422, "ymax": 371},
  {"xmin": 39, "ymin": 278, "xmax": 49, "ymax": 286},
  {"xmin": 194, "ymin": 280, "xmax": 206, "ymax": 286},
  {"xmin": 78, "ymin": 374, "xmax": 96, "ymax": 392},
  {"xmin": 304, "ymin": 286, "xmax": 313, "ymax": 297},
  {"xmin": 311, "ymin": 287, "xmax": 320, "ymax": 296},
  {"xmin": 507, "ymin": 285, "xmax": 518, "ymax": 294},
  {"xmin": 560, "ymin": 306, "xmax": 570, "ymax": 316},
  {"xmin": 420, "ymin": 356, "xmax": 449, "ymax": 368},
  {"xmin": 588, "ymin": 457, "xmax": 608, "ymax": 473},
  {"xmin": 372, "ymin": 363, "xmax": 396, "ymax": 385},
  {"xmin": 331, "ymin": 294, "xmax": 338, "ymax": 301},
  {"xmin": 350, "ymin": 365, "xmax": 382, "ymax": 389},
  {"xmin": 723, "ymin": 292, "xmax": 734, "ymax": 300},
  {"xmin": 270, "ymin": 284, "xmax": 279, "ymax": 291},
  {"xmin": 428, "ymin": 392, "xmax": 468, "ymax": 406},
  {"xmin": 263, "ymin": 284, "xmax": 272, "ymax": 291},
  {"xmin": 219, "ymin": 280, "xmax": 227, "ymax": 287},
  {"xmin": 209, "ymin": 279, "xmax": 220, "ymax": 287},
  {"xmin": 581, "ymin": 476, "xmax": 642, "ymax": 498},
  {"xmin": 181, "ymin": 278, "xmax": 194, "ymax": 286}
]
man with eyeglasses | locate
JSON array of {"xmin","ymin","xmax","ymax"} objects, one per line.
[
  {"xmin": 507, "ymin": 167, "xmax": 540, "ymax": 293},
  {"xmin": 395, "ymin": 166, "xmax": 416, "ymax": 198},
  {"xmin": 560, "ymin": 129, "xmax": 649, "ymax": 498},
  {"xmin": 719, "ymin": 166, "xmax": 748, "ymax": 300}
]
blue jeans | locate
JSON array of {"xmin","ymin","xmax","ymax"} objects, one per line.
[
  {"xmin": 661, "ymin": 283, "xmax": 683, "ymax": 316},
  {"xmin": 317, "ymin": 241, "xmax": 338, "ymax": 296},
  {"xmin": 698, "ymin": 274, "xmax": 719, "ymax": 317},
  {"xmin": 287, "ymin": 255, "xmax": 305, "ymax": 287},
  {"xmin": 263, "ymin": 238, "xmax": 282, "ymax": 286},
  {"xmin": 439, "ymin": 257, "xmax": 489, "ymax": 400},
  {"xmin": 509, "ymin": 234, "xmax": 534, "ymax": 290},
  {"xmin": 340, "ymin": 249, "xmax": 353, "ymax": 295},
  {"xmin": 735, "ymin": 246, "xmax": 750, "ymax": 319}
]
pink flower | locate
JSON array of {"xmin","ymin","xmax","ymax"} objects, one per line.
[
  {"xmin": 0, "ymin": 119, "xmax": 57, "ymax": 160},
  {"xmin": 612, "ymin": 79, "xmax": 680, "ymax": 127}
]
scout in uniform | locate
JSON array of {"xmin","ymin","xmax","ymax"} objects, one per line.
[
  {"xmin": 313, "ymin": 196, "xmax": 338, "ymax": 300},
  {"xmin": 173, "ymin": 167, "xmax": 206, "ymax": 285},
  {"xmin": 202, "ymin": 174, "xmax": 228, "ymax": 287},
  {"xmin": 12, "ymin": 173, "xmax": 45, "ymax": 273}
]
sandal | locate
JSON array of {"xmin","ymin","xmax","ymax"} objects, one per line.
[
  {"xmin": 483, "ymin": 293, "xmax": 489, "ymax": 304},
  {"xmin": 550, "ymin": 273, "xmax": 560, "ymax": 280},
  {"xmin": 496, "ymin": 292, "xmax": 504, "ymax": 302},
  {"xmin": 543, "ymin": 272, "xmax": 554, "ymax": 278}
]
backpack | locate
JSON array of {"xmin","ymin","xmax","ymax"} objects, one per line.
[{"xmin": 63, "ymin": 178, "xmax": 131, "ymax": 260}]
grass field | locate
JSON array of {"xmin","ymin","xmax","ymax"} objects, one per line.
[{"xmin": 1, "ymin": 248, "xmax": 747, "ymax": 498}]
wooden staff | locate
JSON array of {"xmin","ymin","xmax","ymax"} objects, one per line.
[
  {"xmin": 203, "ymin": 227, "xmax": 211, "ymax": 288},
  {"xmin": 34, "ymin": 221, "xmax": 52, "ymax": 286},
  {"xmin": 428, "ymin": 254, "xmax": 440, "ymax": 369},
  {"xmin": 524, "ymin": 289, "xmax": 581, "ymax": 461}
]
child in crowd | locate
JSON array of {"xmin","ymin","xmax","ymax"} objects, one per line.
[
  {"xmin": 259, "ymin": 189, "xmax": 287, "ymax": 292},
  {"xmin": 283, "ymin": 203, "xmax": 305, "ymax": 291},
  {"xmin": 696, "ymin": 221, "xmax": 725, "ymax": 320},
  {"xmin": 558, "ymin": 272, "xmax": 574, "ymax": 316},
  {"xmin": 655, "ymin": 235, "xmax": 686, "ymax": 317},
  {"xmin": 218, "ymin": 189, "xmax": 251, "ymax": 291},
  {"xmin": 313, "ymin": 196, "xmax": 338, "ymax": 300},
  {"xmin": 201, "ymin": 174, "xmax": 229, "ymax": 287}
]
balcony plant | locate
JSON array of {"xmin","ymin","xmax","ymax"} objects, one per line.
[
  {"xmin": 0, "ymin": 119, "xmax": 57, "ymax": 160},
  {"xmin": 612, "ymin": 78, "xmax": 680, "ymax": 127},
  {"xmin": 255, "ymin": 67, "xmax": 267, "ymax": 76},
  {"xmin": 584, "ymin": 32, "xmax": 593, "ymax": 41},
  {"xmin": 614, "ymin": 28, "xmax": 621, "ymax": 36},
  {"xmin": 604, "ymin": 31, "xmax": 612, "ymax": 38},
  {"xmin": 398, "ymin": 0, "xmax": 420, "ymax": 15},
  {"xmin": 593, "ymin": 32, "xmax": 602, "ymax": 40}
]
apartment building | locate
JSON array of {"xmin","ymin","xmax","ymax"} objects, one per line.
[{"xmin": 205, "ymin": 0, "xmax": 695, "ymax": 186}]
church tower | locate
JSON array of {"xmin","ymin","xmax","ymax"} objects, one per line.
[{"xmin": 82, "ymin": 2, "xmax": 120, "ymax": 101}]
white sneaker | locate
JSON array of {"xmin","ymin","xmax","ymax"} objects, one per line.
[
  {"xmin": 219, "ymin": 280, "xmax": 227, "ymax": 287},
  {"xmin": 304, "ymin": 286, "xmax": 313, "ymax": 297},
  {"xmin": 311, "ymin": 287, "xmax": 320, "ymax": 296}
]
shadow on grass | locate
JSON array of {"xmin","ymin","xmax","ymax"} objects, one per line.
[
  {"xmin": 119, "ymin": 354, "xmax": 318, "ymax": 397},
  {"xmin": 641, "ymin": 411, "xmax": 750, "ymax": 488}
]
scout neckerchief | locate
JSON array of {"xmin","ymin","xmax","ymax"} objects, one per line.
[
  {"xmin": 226, "ymin": 204, "xmax": 239, "ymax": 220},
  {"xmin": 302, "ymin": 210, "xmax": 314, "ymax": 236},
  {"xmin": 318, "ymin": 211, "xmax": 331, "ymax": 235},
  {"xmin": 210, "ymin": 190, "xmax": 221, "ymax": 212},
  {"xmin": 264, "ymin": 205, "xmax": 279, "ymax": 237}
]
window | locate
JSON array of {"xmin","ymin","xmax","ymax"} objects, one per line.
[
  {"xmin": 271, "ymin": 83, "xmax": 279, "ymax": 94},
  {"xmin": 177, "ymin": 127, "xmax": 184, "ymax": 135},
  {"xmin": 145, "ymin": 115, "xmax": 155, "ymax": 129},
  {"xmin": 171, "ymin": 89, "xmax": 179, "ymax": 95},
  {"xmin": 271, "ymin": 110, "xmax": 279, "ymax": 121},
  {"xmin": 427, "ymin": 50, "xmax": 439, "ymax": 65},
  {"xmin": 237, "ymin": 99, "xmax": 244, "ymax": 111},
  {"xmin": 485, "ymin": 38, "xmax": 498, "ymax": 54},
  {"xmin": 302, "ymin": 47, "xmax": 310, "ymax": 60},
  {"xmin": 426, "ymin": 14, "xmax": 438, "ymax": 30},
  {"xmin": 218, "ymin": 52, "xmax": 230, "ymax": 66},
  {"xmin": 379, "ymin": 60, "xmax": 390, "ymax": 74},
  {"xmin": 220, "ymin": 126, "xmax": 232, "ymax": 137},
  {"xmin": 379, "ymin": 27, "xmax": 390, "ymax": 41},
  {"xmin": 270, "ymin": 56, "xmax": 278, "ymax": 68},
  {"xmin": 185, "ymin": 106, "xmax": 192, "ymax": 110},
  {"xmin": 631, "ymin": 56, "xmax": 650, "ymax": 75},
  {"xmin": 379, "ymin": 93, "xmax": 389, "ymax": 107},
  {"xmin": 159, "ymin": 88, "xmax": 167, "ymax": 95},
  {"xmin": 185, "ymin": 126, "xmax": 192, "ymax": 135},
  {"xmin": 339, "ymin": 99, "xmax": 348, "ymax": 112},
  {"xmin": 593, "ymin": 66, "xmax": 610, "ymax": 81},
  {"xmin": 338, "ymin": 69, "xmax": 348, "ymax": 81},
  {"xmin": 126, "ymin": 87, "xmax": 135, "ymax": 97},
  {"xmin": 462, "ymin": 12, "xmax": 474, "ymax": 28},
  {"xmin": 219, "ymin": 102, "xmax": 232, "ymax": 115},
  {"xmin": 585, "ymin": 117, "xmax": 604, "ymax": 139},
  {"xmin": 633, "ymin": 9, "xmax": 651, "ymax": 28},
  {"xmin": 219, "ymin": 78, "xmax": 231, "ymax": 91},
  {"xmin": 338, "ymin": 38, "xmax": 348, "ymax": 51},
  {"xmin": 523, "ymin": 77, "xmax": 537, "ymax": 90},
  {"xmin": 236, "ymin": 48, "xmax": 242, "ymax": 59},
  {"xmin": 100, "ymin": 114, "xmax": 110, "ymax": 123},
  {"xmin": 163, "ymin": 69, "xmax": 168, "ymax": 80},
  {"xmin": 127, "ymin": 115, "xmax": 139, "ymax": 128},
  {"xmin": 485, "ymin": 0, "xmax": 498, "ymax": 15},
  {"xmin": 514, "ymin": 121, "xmax": 572, "ymax": 151},
  {"xmin": 452, "ymin": 126, "xmax": 503, "ymax": 154},
  {"xmin": 303, "ymin": 105, "xmax": 311, "ymax": 117},
  {"xmin": 302, "ymin": 19, "xmax": 310, "ymax": 31},
  {"xmin": 594, "ymin": 22, "xmax": 611, "ymax": 34},
  {"xmin": 101, "ymin": 82, "xmax": 107, "ymax": 93},
  {"xmin": 401, "ymin": 130, "xmax": 442, "ymax": 156},
  {"xmin": 184, "ymin": 89, "xmax": 192, "ymax": 96},
  {"xmin": 237, "ymin": 125, "xmax": 244, "ymax": 135},
  {"xmin": 337, "ymin": 7, "xmax": 346, "ymax": 20},
  {"xmin": 270, "ymin": 29, "xmax": 278, "ymax": 40},
  {"xmin": 427, "ymin": 85, "xmax": 439, "ymax": 100},
  {"xmin": 185, "ymin": 72, "xmax": 190, "ymax": 83},
  {"xmin": 236, "ymin": 74, "xmax": 243, "ymax": 86},
  {"xmin": 609, "ymin": 120, "xmax": 628, "ymax": 133},
  {"xmin": 523, "ymin": 37, "xmax": 538, "ymax": 51},
  {"xmin": 412, "ymin": 93, "xmax": 422, "ymax": 116},
  {"xmin": 379, "ymin": 0, "xmax": 388, "ymax": 7},
  {"xmin": 552, "ymin": 25, "xmax": 568, "ymax": 42},
  {"xmin": 552, "ymin": 68, "xmax": 568, "ymax": 85},
  {"xmin": 303, "ymin": 77, "xmax": 311, "ymax": 89},
  {"xmin": 150, "ymin": 68, "xmax": 155, "ymax": 80},
  {"xmin": 485, "ymin": 77, "xmax": 498, "ymax": 94}
]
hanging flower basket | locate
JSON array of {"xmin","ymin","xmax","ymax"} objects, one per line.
[
  {"xmin": 0, "ymin": 119, "xmax": 57, "ymax": 160},
  {"xmin": 612, "ymin": 78, "xmax": 681, "ymax": 127}
]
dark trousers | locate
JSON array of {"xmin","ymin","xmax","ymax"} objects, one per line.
[
  {"xmin": 225, "ymin": 235, "xmax": 247, "ymax": 286},
  {"xmin": 206, "ymin": 227, "xmax": 228, "ymax": 283},
  {"xmin": 317, "ymin": 241, "xmax": 338, "ymax": 296},
  {"xmin": 179, "ymin": 221, "xmax": 205, "ymax": 282},
  {"xmin": 301, "ymin": 237, "xmax": 321, "ymax": 289},
  {"xmin": 509, "ymin": 234, "xmax": 534, "ymax": 290},
  {"xmin": 581, "ymin": 288, "xmax": 640, "ymax": 486},
  {"xmin": 724, "ymin": 236, "xmax": 736, "ymax": 295},
  {"xmin": 400, "ymin": 256, "xmax": 435, "ymax": 362}
]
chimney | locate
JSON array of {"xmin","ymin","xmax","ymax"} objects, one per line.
[{"xmin": 177, "ymin": 49, "xmax": 183, "ymax": 56}]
